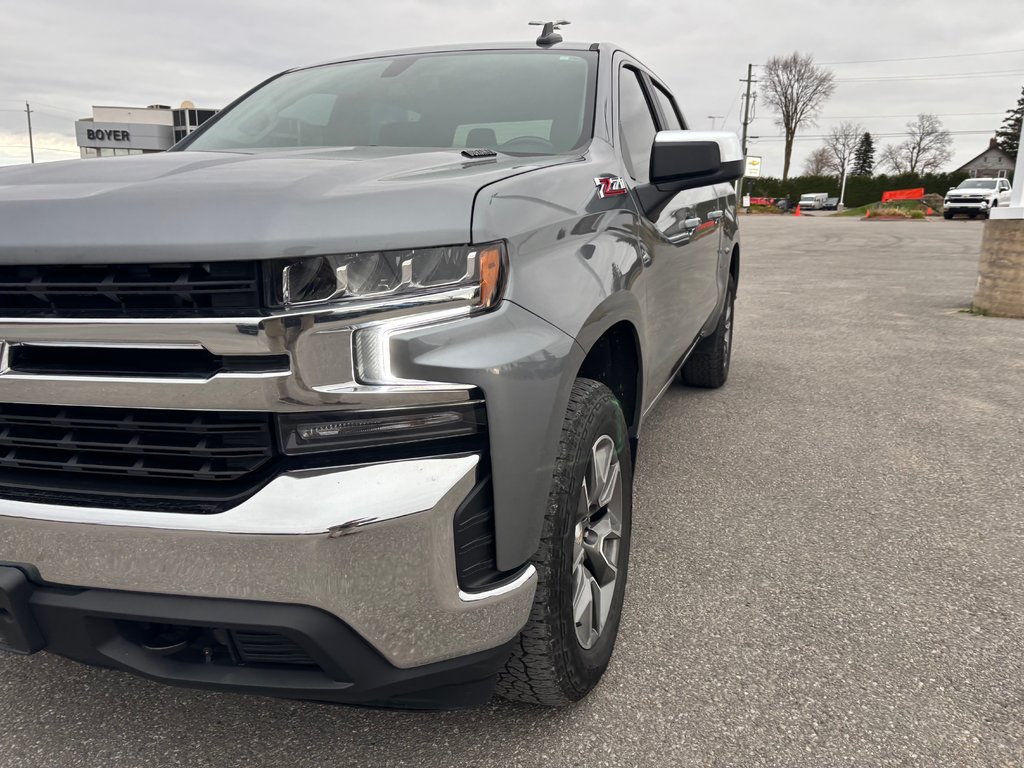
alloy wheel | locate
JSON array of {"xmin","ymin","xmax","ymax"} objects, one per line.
[{"xmin": 572, "ymin": 434, "xmax": 624, "ymax": 649}]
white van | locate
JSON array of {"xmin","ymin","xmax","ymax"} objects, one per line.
[{"xmin": 799, "ymin": 192, "xmax": 829, "ymax": 210}]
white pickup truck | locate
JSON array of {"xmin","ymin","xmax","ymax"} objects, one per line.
[{"xmin": 944, "ymin": 178, "xmax": 1012, "ymax": 219}]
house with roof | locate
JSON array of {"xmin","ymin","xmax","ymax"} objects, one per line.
[{"xmin": 955, "ymin": 137, "xmax": 1015, "ymax": 181}]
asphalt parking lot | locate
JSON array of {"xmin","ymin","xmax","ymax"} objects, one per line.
[{"xmin": 1, "ymin": 216, "xmax": 1022, "ymax": 767}]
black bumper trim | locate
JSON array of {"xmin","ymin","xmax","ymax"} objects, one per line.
[{"xmin": 0, "ymin": 565, "xmax": 514, "ymax": 710}]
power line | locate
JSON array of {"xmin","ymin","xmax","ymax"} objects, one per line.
[
  {"xmin": 820, "ymin": 48, "xmax": 1024, "ymax": 65},
  {"xmin": 836, "ymin": 70, "xmax": 1024, "ymax": 83},
  {"xmin": 818, "ymin": 111, "xmax": 1003, "ymax": 119},
  {"xmin": 719, "ymin": 84, "xmax": 744, "ymax": 127},
  {"xmin": 0, "ymin": 144, "xmax": 78, "ymax": 154},
  {"xmin": 751, "ymin": 111, "xmax": 1003, "ymax": 122},
  {"xmin": 750, "ymin": 129, "xmax": 996, "ymax": 142},
  {"xmin": 0, "ymin": 99, "xmax": 81, "ymax": 117}
]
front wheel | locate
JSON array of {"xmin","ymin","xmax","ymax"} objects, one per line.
[{"xmin": 496, "ymin": 378, "xmax": 633, "ymax": 706}]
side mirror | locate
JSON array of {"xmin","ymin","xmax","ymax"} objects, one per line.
[{"xmin": 649, "ymin": 131, "xmax": 744, "ymax": 191}]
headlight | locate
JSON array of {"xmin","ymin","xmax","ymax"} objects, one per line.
[{"xmin": 267, "ymin": 243, "xmax": 506, "ymax": 311}]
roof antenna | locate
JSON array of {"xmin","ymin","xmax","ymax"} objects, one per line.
[{"xmin": 529, "ymin": 20, "xmax": 569, "ymax": 47}]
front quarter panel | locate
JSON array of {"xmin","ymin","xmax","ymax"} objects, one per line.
[{"xmin": 472, "ymin": 146, "xmax": 647, "ymax": 356}]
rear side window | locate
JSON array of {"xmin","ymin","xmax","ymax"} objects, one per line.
[
  {"xmin": 651, "ymin": 83, "xmax": 683, "ymax": 131},
  {"xmin": 619, "ymin": 68, "xmax": 658, "ymax": 182}
]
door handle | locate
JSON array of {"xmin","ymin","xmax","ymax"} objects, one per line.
[
  {"xmin": 708, "ymin": 210, "xmax": 724, "ymax": 221},
  {"xmin": 683, "ymin": 217, "xmax": 702, "ymax": 229}
]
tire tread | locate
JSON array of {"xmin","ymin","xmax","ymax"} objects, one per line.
[{"xmin": 495, "ymin": 378, "xmax": 626, "ymax": 706}]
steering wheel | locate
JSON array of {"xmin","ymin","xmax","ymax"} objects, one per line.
[{"xmin": 500, "ymin": 136, "xmax": 558, "ymax": 154}]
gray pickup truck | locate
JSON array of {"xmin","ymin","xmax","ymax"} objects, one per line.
[{"xmin": 0, "ymin": 35, "xmax": 741, "ymax": 709}]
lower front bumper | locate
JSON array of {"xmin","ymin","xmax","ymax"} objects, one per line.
[
  {"xmin": 945, "ymin": 203, "xmax": 990, "ymax": 212},
  {"xmin": 0, "ymin": 566, "xmax": 514, "ymax": 709},
  {"xmin": 0, "ymin": 453, "xmax": 536, "ymax": 669}
]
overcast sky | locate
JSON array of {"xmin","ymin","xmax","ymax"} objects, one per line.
[{"xmin": 1, "ymin": 0, "xmax": 1021, "ymax": 174}]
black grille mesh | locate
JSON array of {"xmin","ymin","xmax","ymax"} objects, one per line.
[
  {"xmin": 0, "ymin": 403, "xmax": 274, "ymax": 488},
  {"xmin": 0, "ymin": 262, "xmax": 262, "ymax": 317}
]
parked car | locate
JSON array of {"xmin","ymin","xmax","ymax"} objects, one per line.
[
  {"xmin": 0, "ymin": 38, "xmax": 742, "ymax": 708},
  {"xmin": 822, "ymin": 197, "xmax": 839, "ymax": 211},
  {"xmin": 944, "ymin": 178, "xmax": 1013, "ymax": 219},
  {"xmin": 798, "ymin": 192, "xmax": 828, "ymax": 210}
]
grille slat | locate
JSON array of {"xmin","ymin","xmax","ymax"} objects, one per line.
[
  {"xmin": 0, "ymin": 262, "xmax": 262, "ymax": 317},
  {"xmin": 0, "ymin": 403, "xmax": 274, "ymax": 488}
]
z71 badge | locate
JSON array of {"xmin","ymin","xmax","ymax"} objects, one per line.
[{"xmin": 594, "ymin": 176, "xmax": 628, "ymax": 198}]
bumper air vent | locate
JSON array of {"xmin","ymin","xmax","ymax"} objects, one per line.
[{"xmin": 231, "ymin": 630, "xmax": 318, "ymax": 667}]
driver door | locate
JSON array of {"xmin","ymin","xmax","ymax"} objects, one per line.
[{"xmin": 617, "ymin": 63, "xmax": 721, "ymax": 390}]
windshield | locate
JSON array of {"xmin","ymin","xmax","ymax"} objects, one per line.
[
  {"xmin": 184, "ymin": 50, "xmax": 597, "ymax": 155},
  {"xmin": 800, "ymin": 194, "xmax": 820, "ymax": 201},
  {"xmin": 957, "ymin": 179, "xmax": 998, "ymax": 189}
]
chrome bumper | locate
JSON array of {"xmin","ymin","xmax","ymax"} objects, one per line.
[{"xmin": 0, "ymin": 453, "xmax": 536, "ymax": 668}]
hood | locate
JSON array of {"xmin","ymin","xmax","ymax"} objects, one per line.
[{"xmin": 0, "ymin": 147, "xmax": 577, "ymax": 263}]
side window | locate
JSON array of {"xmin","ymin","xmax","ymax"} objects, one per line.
[
  {"xmin": 618, "ymin": 68, "xmax": 658, "ymax": 182},
  {"xmin": 651, "ymin": 83, "xmax": 683, "ymax": 131}
]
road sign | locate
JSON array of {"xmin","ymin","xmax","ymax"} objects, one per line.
[{"xmin": 744, "ymin": 155, "xmax": 762, "ymax": 178}]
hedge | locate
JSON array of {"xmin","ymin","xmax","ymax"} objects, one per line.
[{"xmin": 741, "ymin": 172, "xmax": 971, "ymax": 209}]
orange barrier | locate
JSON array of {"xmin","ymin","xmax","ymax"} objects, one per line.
[{"xmin": 881, "ymin": 188, "xmax": 925, "ymax": 202}]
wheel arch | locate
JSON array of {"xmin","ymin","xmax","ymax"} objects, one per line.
[{"xmin": 576, "ymin": 319, "xmax": 644, "ymax": 444}]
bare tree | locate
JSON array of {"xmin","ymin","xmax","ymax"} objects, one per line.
[
  {"xmin": 802, "ymin": 146, "xmax": 835, "ymax": 176},
  {"xmin": 880, "ymin": 114, "xmax": 954, "ymax": 174},
  {"xmin": 823, "ymin": 122, "xmax": 863, "ymax": 206},
  {"xmin": 824, "ymin": 122, "xmax": 863, "ymax": 176},
  {"xmin": 760, "ymin": 52, "xmax": 836, "ymax": 180}
]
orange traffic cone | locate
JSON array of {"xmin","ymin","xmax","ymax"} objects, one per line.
[
  {"xmin": 926, "ymin": 207, "xmax": 934, "ymax": 215},
  {"xmin": 794, "ymin": 204, "xmax": 801, "ymax": 217}
]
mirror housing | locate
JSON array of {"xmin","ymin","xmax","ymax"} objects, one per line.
[
  {"xmin": 649, "ymin": 130, "xmax": 745, "ymax": 191},
  {"xmin": 635, "ymin": 131, "xmax": 745, "ymax": 218}
]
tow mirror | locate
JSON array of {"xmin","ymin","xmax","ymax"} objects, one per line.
[
  {"xmin": 649, "ymin": 131, "xmax": 744, "ymax": 191},
  {"xmin": 636, "ymin": 131, "xmax": 744, "ymax": 217}
]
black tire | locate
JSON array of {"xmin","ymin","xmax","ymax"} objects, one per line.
[
  {"xmin": 496, "ymin": 378, "xmax": 633, "ymax": 706},
  {"xmin": 680, "ymin": 277, "xmax": 735, "ymax": 389},
  {"xmin": 943, "ymin": 211, "xmax": 953, "ymax": 220}
]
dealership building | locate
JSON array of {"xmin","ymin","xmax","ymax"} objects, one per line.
[{"xmin": 74, "ymin": 102, "xmax": 217, "ymax": 158}]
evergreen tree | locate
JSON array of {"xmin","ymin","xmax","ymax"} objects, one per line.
[
  {"xmin": 851, "ymin": 132, "xmax": 875, "ymax": 176},
  {"xmin": 995, "ymin": 86, "xmax": 1023, "ymax": 161}
]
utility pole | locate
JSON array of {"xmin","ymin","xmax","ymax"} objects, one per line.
[
  {"xmin": 24, "ymin": 102, "xmax": 35, "ymax": 164},
  {"xmin": 739, "ymin": 64, "xmax": 756, "ymax": 158},
  {"xmin": 737, "ymin": 64, "xmax": 757, "ymax": 202}
]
